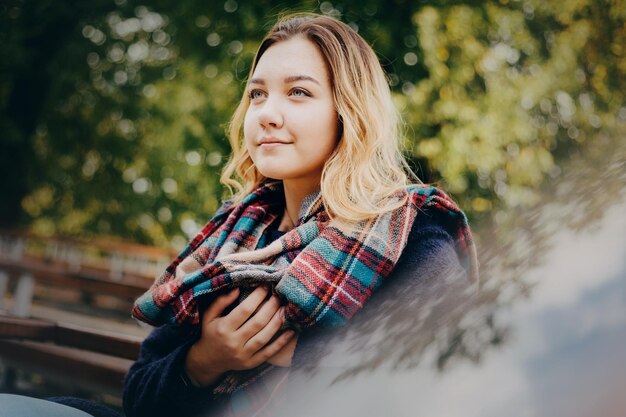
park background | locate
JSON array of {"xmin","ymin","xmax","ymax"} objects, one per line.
[
  {"xmin": 0, "ymin": 1, "xmax": 625, "ymax": 415},
  {"xmin": 2, "ymin": 0, "xmax": 624, "ymax": 248}
]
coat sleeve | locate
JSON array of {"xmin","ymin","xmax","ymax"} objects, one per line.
[{"xmin": 122, "ymin": 324, "xmax": 225, "ymax": 417}]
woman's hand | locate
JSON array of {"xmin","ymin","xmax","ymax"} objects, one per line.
[{"xmin": 184, "ymin": 286, "xmax": 295, "ymax": 387}]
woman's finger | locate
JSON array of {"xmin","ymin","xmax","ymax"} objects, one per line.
[
  {"xmin": 250, "ymin": 329, "xmax": 296, "ymax": 365},
  {"xmin": 202, "ymin": 288, "xmax": 240, "ymax": 323},
  {"xmin": 237, "ymin": 296, "xmax": 281, "ymax": 342},
  {"xmin": 224, "ymin": 286, "xmax": 269, "ymax": 329},
  {"xmin": 267, "ymin": 335, "xmax": 299, "ymax": 367},
  {"xmin": 242, "ymin": 306, "xmax": 285, "ymax": 353}
]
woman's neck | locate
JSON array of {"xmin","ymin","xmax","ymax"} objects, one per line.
[{"xmin": 278, "ymin": 179, "xmax": 320, "ymax": 232}]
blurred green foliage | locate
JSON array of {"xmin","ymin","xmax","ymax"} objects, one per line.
[{"xmin": 1, "ymin": 0, "xmax": 624, "ymax": 247}]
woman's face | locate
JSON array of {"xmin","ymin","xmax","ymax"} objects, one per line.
[{"xmin": 244, "ymin": 36, "xmax": 339, "ymax": 190}]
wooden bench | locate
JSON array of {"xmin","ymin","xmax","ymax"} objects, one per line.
[
  {"xmin": 0, "ymin": 230, "xmax": 177, "ymax": 280},
  {"xmin": 0, "ymin": 256, "xmax": 151, "ymax": 318},
  {"xmin": 0, "ymin": 230, "xmax": 178, "ymax": 317},
  {"xmin": 0, "ymin": 315, "xmax": 142, "ymax": 396},
  {"xmin": 0, "ymin": 232, "xmax": 162, "ymax": 398}
]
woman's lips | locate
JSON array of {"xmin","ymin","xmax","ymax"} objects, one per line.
[
  {"xmin": 258, "ymin": 138, "xmax": 291, "ymax": 148},
  {"xmin": 259, "ymin": 142, "xmax": 289, "ymax": 148}
]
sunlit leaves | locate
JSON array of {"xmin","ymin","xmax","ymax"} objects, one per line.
[
  {"xmin": 2, "ymin": 0, "xmax": 624, "ymax": 245},
  {"xmin": 403, "ymin": 1, "xmax": 623, "ymax": 213}
]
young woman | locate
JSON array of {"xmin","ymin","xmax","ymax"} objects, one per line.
[{"xmin": 124, "ymin": 12, "xmax": 477, "ymax": 417}]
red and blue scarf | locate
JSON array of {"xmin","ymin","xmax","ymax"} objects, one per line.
[{"xmin": 132, "ymin": 181, "xmax": 477, "ymax": 331}]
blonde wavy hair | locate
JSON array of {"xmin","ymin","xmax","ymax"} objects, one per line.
[{"xmin": 221, "ymin": 13, "xmax": 419, "ymax": 223}]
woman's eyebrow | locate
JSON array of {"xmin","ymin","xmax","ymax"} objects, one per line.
[
  {"xmin": 249, "ymin": 75, "xmax": 320, "ymax": 85},
  {"xmin": 284, "ymin": 75, "xmax": 320, "ymax": 85}
]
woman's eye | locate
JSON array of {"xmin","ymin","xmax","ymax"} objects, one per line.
[
  {"xmin": 248, "ymin": 89, "xmax": 265, "ymax": 100},
  {"xmin": 290, "ymin": 88, "xmax": 310, "ymax": 97}
]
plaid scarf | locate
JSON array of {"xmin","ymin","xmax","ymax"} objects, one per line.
[{"xmin": 132, "ymin": 180, "xmax": 477, "ymax": 330}]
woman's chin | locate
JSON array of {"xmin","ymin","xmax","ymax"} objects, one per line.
[{"xmin": 255, "ymin": 166, "xmax": 293, "ymax": 181}]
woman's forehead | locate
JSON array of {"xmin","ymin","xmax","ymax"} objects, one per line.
[{"xmin": 251, "ymin": 37, "xmax": 330, "ymax": 84}]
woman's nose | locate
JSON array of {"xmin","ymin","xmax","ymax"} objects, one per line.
[{"xmin": 258, "ymin": 98, "xmax": 283, "ymax": 129}]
